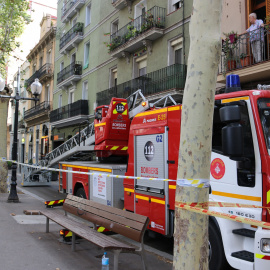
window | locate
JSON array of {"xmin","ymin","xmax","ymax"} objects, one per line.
[
  {"xmin": 39, "ymin": 56, "xmax": 43, "ymax": 68},
  {"xmin": 68, "ymin": 89, "xmax": 75, "ymax": 104},
  {"xmin": 111, "ymin": 19, "xmax": 119, "ymax": 35},
  {"xmin": 33, "ymin": 63, "xmax": 36, "ymax": 73},
  {"xmin": 134, "ymin": 0, "xmax": 147, "ymax": 18},
  {"xmin": 168, "ymin": 37, "xmax": 183, "ymax": 65},
  {"xmin": 135, "ymin": 55, "xmax": 147, "ymax": 77},
  {"xmin": 85, "ymin": 4, "xmax": 91, "ymax": 26},
  {"xmin": 47, "ymin": 50, "xmax": 52, "ymax": 63},
  {"xmin": 72, "ymin": 17, "xmax": 77, "ymax": 27},
  {"xmin": 45, "ymin": 84, "xmax": 50, "ymax": 103},
  {"xmin": 60, "ymin": 61, "xmax": 64, "ymax": 71},
  {"xmin": 83, "ymin": 42, "xmax": 90, "ymax": 69},
  {"xmin": 71, "ymin": 53, "xmax": 76, "ymax": 64},
  {"xmin": 58, "ymin": 94, "xmax": 62, "ymax": 108},
  {"xmin": 110, "ymin": 68, "xmax": 117, "ymax": 88},
  {"xmin": 169, "ymin": 0, "xmax": 182, "ymax": 13},
  {"xmin": 23, "ymin": 108, "xmax": 25, "ymax": 119},
  {"xmin": 82, "ymin": 81, "xmax": 88, "ymax": 100}
]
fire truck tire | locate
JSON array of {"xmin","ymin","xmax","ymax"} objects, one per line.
[
  {"xmin": 75, "ymin": 187, "xmax": 86, "ymax": 199},
  {"xmin": 209, "ymin": 221, "xmax": 228, "ymax": 270}
]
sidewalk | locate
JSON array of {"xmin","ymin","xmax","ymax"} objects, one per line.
[{"xmin": 0, "ymin": 191, "xmax": 172, "ymax": 270}]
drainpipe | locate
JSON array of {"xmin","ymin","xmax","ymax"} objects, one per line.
[{"xmin": 183, "ymin": 0, "xmax": 185, "ymax": 65}]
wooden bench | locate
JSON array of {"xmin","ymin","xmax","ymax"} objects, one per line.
[{"xmin": 40, "ymin": 194, "xmax": 149, "ymax": 270}]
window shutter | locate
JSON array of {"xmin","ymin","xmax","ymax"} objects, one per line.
[{"xmin": 267, "ymin": 0, "xmax": 270, "ymax": 17}]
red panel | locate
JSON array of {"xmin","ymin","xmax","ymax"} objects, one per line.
[
  {"xmin": 61, "ymin": 165, "xmax": 67, "ymax": 190},
  {"xmin": 72, "ymin": 168, "xmax": 89, "ymax": 199},
  {"xmin": 167, "ymin": 107, "xmax": 181, "ymax": 181},
  {"xmin": 135, "ymin": 196, "xmax": 150, "ymax": 218},
  {"xmin": 123, "ymin": 184, "xmax": 135, "ymax": 212},
  {"xmin": 150, "ymin": 196, "xmax": 166, "ymax": 235},
  {"xmin": 169, "ymin": 182, "xmax": 176, "ymax": 211}
]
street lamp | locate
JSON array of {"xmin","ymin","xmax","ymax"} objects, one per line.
[
  {"xmin": 0, "ymin": 69, "xmax": 42, "ymax": 202},
  {"xmin": 31, "ymin": 78, "xmax": 42, "ymax": 106}
]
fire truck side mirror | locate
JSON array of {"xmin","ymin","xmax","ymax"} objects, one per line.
[
  {"xmin": 222, "ymin": 123, "xmax": 243, "ymax": 157},
  {"xmin": 220, "ymin": 105, "xmax": 241, "ymax": 123},
  {"xmin": 220, "ymin": 106, "xmax": 243, "ymax": 157}
]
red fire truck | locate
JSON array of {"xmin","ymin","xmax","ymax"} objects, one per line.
[{"xmin": 59, "ymin": 84, "xmax": 270, "ymax": 270}]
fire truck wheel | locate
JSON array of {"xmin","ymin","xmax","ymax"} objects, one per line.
[
  {"xmin": 209, "ymin": 221, "xmax": 228, "ymax": 270},
  {"xmin": 75, "ymin": 188, "xmax": 86, "ymax": 199}
]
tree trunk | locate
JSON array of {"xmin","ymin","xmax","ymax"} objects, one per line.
[
  {"xmin": 173, "ymin": 1, "xmax": 223, "ymax": 269},
  {"xmin": 0, "ymin": 95, "xmax": 9, "ymax": 193}
]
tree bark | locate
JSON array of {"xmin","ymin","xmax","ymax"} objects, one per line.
[
  {"xmin": 0, "ymin": 94, "xmax": 10, "ymax": 193},
  {"xmin": 173, "ymin": 1, "xmax": 223, "ymax": 269}
]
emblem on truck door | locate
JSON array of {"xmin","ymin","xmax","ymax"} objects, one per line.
[
  {"xmin": 144, "ymin": 141, "xmax": 155, "ymax": 161},
  {"xmin": 211, "ymin": 158, "xmax": 225, "ymax": 179}
]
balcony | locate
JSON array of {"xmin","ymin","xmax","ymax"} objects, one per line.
[
  {"xmin": 217, "ymin": 26, "xmax": 270, "ymax": 84},
  {"xmin": 57, "ymin": 61, "xmax": 82, "ymax": 89},
  {"xmin": 26, "ymin": 64, "xmax": 53, "ymax": 87},
  {"xmin": 24, "ymin": 101, "xmax": 50, "ymax": 122},
  {"xmin": 59, "ymin": 22, "xmax": 84, "ymax": 54},
  {"xmin": 112, "ymin": 0, "xmax": 134, "ymax": 11},
  {"xmin": 50, "ymin": 100, "xmax": 89, "ymax": 128},
  {"xmin": 96, "ymin": 64, "xmax": 186, "ymax": 106},
  {"xmin": 61, "ymin": 0, "xmax": 86, "ymax": 24},
  {"xmin": 109, "ymin": 6, "xmax": 166, "ymax": 58}
]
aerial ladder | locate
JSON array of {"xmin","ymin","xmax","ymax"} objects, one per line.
[{"xmin": 21, "ymin": 89, "xmax": 160, "ymax": 186}]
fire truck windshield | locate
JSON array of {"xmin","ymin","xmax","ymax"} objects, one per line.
[{"xmin": 258, "ymin": 99, "xmax": 270, "ymax": 155}]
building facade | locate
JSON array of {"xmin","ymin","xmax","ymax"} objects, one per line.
[
  {"xmin": 51, "ymin": 0, "xmax": 191, "ymax": 146},
  {"xmin": 217, "ymin": 0, "xmax": 270, "ymax": 89},
  {"xmin": 22, "ymin": 14, "xmax": 57, "ymax": 164}
]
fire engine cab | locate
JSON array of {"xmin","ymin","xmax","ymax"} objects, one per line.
[{"xmin": 59, "ymin": 76, "xmax": 270, "ymax": 270}]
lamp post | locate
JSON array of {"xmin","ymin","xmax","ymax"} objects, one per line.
[{"xmin": 0, "ymin": 69, "xmax": 42, "ymax": 202}]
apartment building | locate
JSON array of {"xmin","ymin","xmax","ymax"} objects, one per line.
[
  {"xmin": 22, "ymin": 14, "xmax": 57, "ymax": 164},
  {"xmin": 51, "ymin": 0, "xmax": 191, "ymax": 146},
  {"xmin": 217, "ymin": 0, "xmax": 270, "ymax": 89}
]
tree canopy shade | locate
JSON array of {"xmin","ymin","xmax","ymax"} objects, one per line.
[{"xmin": 0, "ymin": 0, "xmax": 31, "ymax": 77}]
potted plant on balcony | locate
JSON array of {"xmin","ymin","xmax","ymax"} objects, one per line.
[
  {"xmin": 222, "ymin": 31, "xmax": 238, "ymax": 75},
  {"xmin": 240, "ymin": 53, "xmax": 251, "ymax": 67},
  {"xmin": 74, "ymin": 22, "xmax": 83, "ymax": 33}
]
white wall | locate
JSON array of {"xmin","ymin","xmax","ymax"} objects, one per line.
[{"xmin": 221, "ymin": 0, "xmax": 247, "ymax": 38}]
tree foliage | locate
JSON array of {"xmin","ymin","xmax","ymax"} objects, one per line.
[{"xmin": 0, "ymin": 0, "xmax": 32, "ymax": 77}]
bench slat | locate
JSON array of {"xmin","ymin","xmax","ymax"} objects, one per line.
[
  {"xmin": 67, "ymin": 195, "xmax": 147, "ymax": 223},
  {"xmin": 41, "ymin": 210, "xmax": 135, "ymax": 251},
  {"xmin": 64, "ymin": 199, "xmax": 145, "ymax": 231},
  {"xmin": 63, "ymin": 204, "xmax": 143, "ymax": 243}
]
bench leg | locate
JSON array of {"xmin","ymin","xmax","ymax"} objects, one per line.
[
  {"xmin": 113, "ymin": 250, "xmax": 121, "ymax": 270},
  {"xmin": 140, "ymin": 250, "xmax": 147, "ymax": 270},
  {"xmin": 72, "ymin": 232, "xmax": 76, "ymax": 252},
  {"xmin": 46, "ymin": 217, "xmax": 49, "ymax": 233}
]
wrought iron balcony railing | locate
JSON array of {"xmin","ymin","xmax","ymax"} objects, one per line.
[
  {"xmin": 26, "ymin": 63, "xmax": 53, "ymax": 87},
  {"xmin": 60, "ymin": 22, "xmax": 84, "ymax": 50},
  {"xmin": 219, "ymin": 26, "xmax": 270, "ymax": 74},
  {"xmin": 96, "ymin": 63, "xmax": 186, "ymax": 106},
  {"xmin": 61, "ymin": 0, "xmax": 85, "ymax": 19},
  {"xmin": 50, "ymin": 99, "xmax": 89, "ymax": 123},
  {"xmin": 57, "ymin": 61, "xmax": 82, "ymax": 85},
  {"xmin": 109, "ymin": 6, "xmax": 166, "ymax": 52},
  {"xmin": 24, "ymin": 101, "xmax": 50, "ymax": 120}
]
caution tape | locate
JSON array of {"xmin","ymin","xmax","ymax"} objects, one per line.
[
  {"xmin": 175, "ymin": 202, "xmax": 270, "ymax": 229},
  {"xmin": 177, "ymin": 179, "xmax": 210, "ymax": 188},
  {"xmin": 0, "ymin": 158, "xmax": 177, "ymax": 183},
  {"xmin": 186, "ymin": 201, "xmax": 270, "ymax": 213}
]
